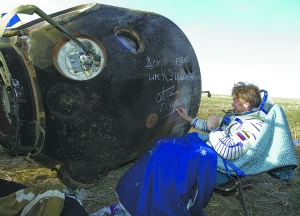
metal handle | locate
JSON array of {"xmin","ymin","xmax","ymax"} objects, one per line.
[{"xmin": 0, "ymin": 5, "xmax": 89, "ymax": 53}]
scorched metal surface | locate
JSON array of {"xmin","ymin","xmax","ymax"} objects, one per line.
[{"xmin": 0, "ymin": 3, "xmax": 201, "ymax": 187}]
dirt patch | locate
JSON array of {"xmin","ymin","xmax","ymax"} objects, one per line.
[{"xmin": 1, "ymin": 146, "xmax": 300, "ymax": 215}]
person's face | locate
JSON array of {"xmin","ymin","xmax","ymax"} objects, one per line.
[{"xmin": 232, "ymin": 97, "xmax": 251, "ymax": 113}]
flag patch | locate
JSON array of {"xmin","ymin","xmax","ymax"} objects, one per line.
[{"xmin": 236, "ymin": 131, "xmax": 247, "ymax": 141}]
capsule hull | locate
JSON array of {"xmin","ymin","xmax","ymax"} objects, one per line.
[{"xmin": 0, "ymin": 3, "xmax": 201, "ymax": 186}]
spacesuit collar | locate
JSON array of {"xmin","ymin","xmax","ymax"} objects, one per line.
[{"xmin": 231, "ymin": 108, "xmax": 258, "ymax": 116}]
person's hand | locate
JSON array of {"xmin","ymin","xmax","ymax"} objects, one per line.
[
  {"xmin": 207, "ymin": 115, "xmax": 219, "ymax": 130},
  {"xmin": 176, "ymin": 108, "xmax": 193, "ymax": 123}
]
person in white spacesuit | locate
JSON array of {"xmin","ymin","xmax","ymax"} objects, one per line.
[
  {"xmin": 115, "ymin": 81, "xmax": 297, "ymax": 216},
  {"xmin": 177, "ymin": 81, "xmax": 266, "ymax": 185}
]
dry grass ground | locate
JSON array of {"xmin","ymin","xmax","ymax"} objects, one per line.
[{"xmin": 0, "ymin": 95, "xmax": 299, "ymax": 215}]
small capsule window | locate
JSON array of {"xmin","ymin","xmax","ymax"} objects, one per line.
[{"xmin": 114, "ymin": 26, "xmax": 145, "ymax": 54}]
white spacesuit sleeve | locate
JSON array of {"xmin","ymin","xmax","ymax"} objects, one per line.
[{"xmin": 190, "ymin": 118, "xmax": 209, "ymax": 132}]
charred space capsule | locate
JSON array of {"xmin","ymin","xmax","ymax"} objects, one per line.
[{"xmin": 0, "ymin": 3, "xmax": 201, "ymax": 187}]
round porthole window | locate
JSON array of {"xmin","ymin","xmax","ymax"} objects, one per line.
[
  {"xmin": 114, "ymin": 26, "xmax": 145, "ymax": 54},
  {"xmin": 53, "ymin": 34, "xmax": 107, "ymax": 81}
]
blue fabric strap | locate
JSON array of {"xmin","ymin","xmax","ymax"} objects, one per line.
[{"xmin": 222, "ymin": 158, "xmax": 246, "ymax": 178}]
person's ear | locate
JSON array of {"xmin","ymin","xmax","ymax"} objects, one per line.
[{"xmin": 244, "ymin": 102, "xmax": 251, "ymax": 109}]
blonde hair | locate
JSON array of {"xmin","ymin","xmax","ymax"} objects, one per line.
[{"xmin": 231, "ymin": 82, "xmax": 261, "ymax": 109}]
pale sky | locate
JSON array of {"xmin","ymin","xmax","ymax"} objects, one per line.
[{"xmin": 2, "ymin": 0, "xmax": 300, "ymax": 99}]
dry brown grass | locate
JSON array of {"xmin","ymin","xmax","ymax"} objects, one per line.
[
  {"xmin": 1, "ymin": 94, "xmax": 299, "ymax": 215},
  {"xmin": 205, "ymin": 149, "xmax": 300, "ymax": 216}
]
